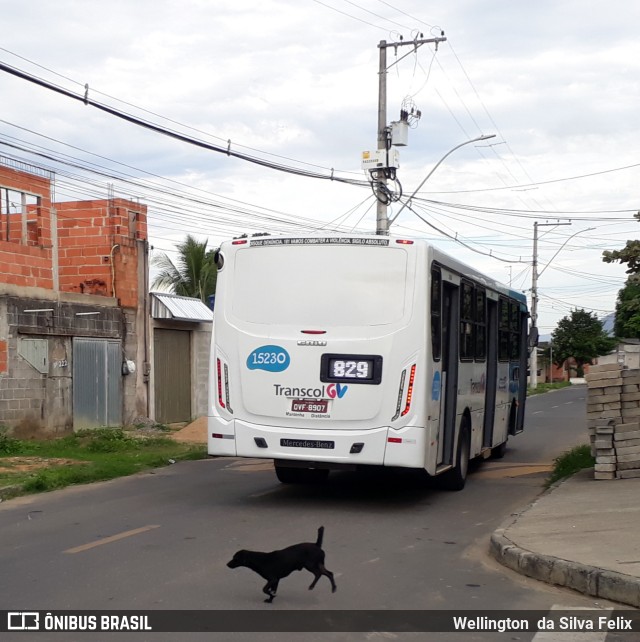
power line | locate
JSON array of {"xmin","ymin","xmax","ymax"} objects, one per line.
[
  {"xmin": 374, "ymin": 0, "xmax": 437, "ymax": 31},
  {"xmin": 0, "ymin": 46, "xmax": 364, "ymax": 180},
  {"xmin": 404, "ymin": 201, "xmax": 529, "ymax": 264},
  {"xmin": 0, "ymin": 120, "xmax": 351, "ymax": 228},
  {"xmin": 418, "ymin": 161, "xmax": 640, "ymax": 194},
  {"xmin": 340, "ymin": 0, "xmax": 410, "ymax": 31},
  {"xmin": 0, "ymin": 60, "xmax": 369, "ymax": 188},
  {"xmin": 0, "ymin": 138, "xmax": 376, "ymax": 242},
  {"xmin": 309, "ymin": 0, "xmax": 390, "ymax": 32},
  {"xmin": 417, "ymin": 198, "xmax": 638, "ymax": 218}
]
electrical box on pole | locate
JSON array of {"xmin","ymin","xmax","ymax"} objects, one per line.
[
  {"xmin": 361, "ymin": 149, "xmax": 400, "ymax": 171},
  {"xmin": 390, "ymin": 120, "xmax": 409, "ymax": 146},
  {"xmin": 371, "ymin": 33, "xmax": 447, "ymax": 235}
]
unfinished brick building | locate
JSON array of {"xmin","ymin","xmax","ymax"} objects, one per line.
[{"xmin": 0, "ymin": 158, "xmax": 149, "ymax": 434}]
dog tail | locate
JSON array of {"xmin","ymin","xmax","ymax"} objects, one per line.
[{"xmin": 316, "ymin": 526, "xmax": 324, "ymax": 547}]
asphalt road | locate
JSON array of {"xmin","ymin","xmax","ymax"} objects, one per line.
[{"xmin": 1, "ymin": 384, "xmax": 631, "ymax": 641}]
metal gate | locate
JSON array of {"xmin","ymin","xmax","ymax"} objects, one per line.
[
  {"xmin": 73, "ymin": 338, "xmax": 122, "ymax": 429},
  {"xmin": 154, "ymin": 328, "xmax": 191, "ymax": 423}
]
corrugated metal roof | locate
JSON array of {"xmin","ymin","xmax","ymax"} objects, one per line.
[{"xmin": 150, "ymin": 292, "xmax": 213, "ymax": 322}]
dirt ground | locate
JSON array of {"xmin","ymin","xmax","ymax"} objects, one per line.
[
  {"xmin": 0, "ymin": 418, "xmax": 207, "ymax": 484},
  {"xmin": 169, "ymin": 416, "xmax": 207, "ymax": 444},
  {"xmin": 0, "ymin": 457, "xmax": 84, "ymax": 473}
]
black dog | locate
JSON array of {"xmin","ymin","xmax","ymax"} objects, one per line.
[{"xmin": 227, "ymin": 526, "xmax": 337, "ymax": 603}]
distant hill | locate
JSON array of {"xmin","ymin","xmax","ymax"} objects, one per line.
[{"xmin": 601, "ymin": 312, "xmax": 615, "ymax": 336}]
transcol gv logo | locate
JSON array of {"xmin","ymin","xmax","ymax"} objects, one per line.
[
  {"xmin": 273, "ymin": 383, "xmax": 348, "ymax": 399},
  {"xmin": 327, "ymin": 383, "xmax": 348, "ymax": 399}
]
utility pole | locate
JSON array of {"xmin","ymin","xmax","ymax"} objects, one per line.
[
  {"xmin": 530, "ymin": 221, "xmax": 571, "ymax": 389},
  {"xmin": 376, "ymin": 41, "xmax": 388, "ymax": 236},
  {"xmin": 375, "ymin": 35, "xmax": 446, "ymax": 235}
]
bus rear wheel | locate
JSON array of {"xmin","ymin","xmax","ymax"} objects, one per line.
[
  {"xmin": 438, "ymin": 419, "xmax": 470, "ymax": 491},
  {"xmin": 274, "ymin": 464, "xmax": 329, "ymax": 484}
]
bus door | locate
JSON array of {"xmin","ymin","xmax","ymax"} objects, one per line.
[
  {"xmin": 439, "ymin": 280, "xmax": 459, "ymax": 466},
  {"xmin": 515, "ymin": 309, "xmax": 528, "ymax": 434},
  {"xmin": 482, "ymin": 297, "xmax": 499, "ymax": 447}
]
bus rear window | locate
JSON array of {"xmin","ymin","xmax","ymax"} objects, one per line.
[{"xmin": 231, "ymin": 245, "xmax": 410, "ymax": 326}]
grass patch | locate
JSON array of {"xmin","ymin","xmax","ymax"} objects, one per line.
[
  {"xmin": 0, "ymin": 429, "xmax": 22, "ymax": 455},
  {"xmin": 528, "ymin": 381, "xmax": 572, "ymax": 396},
  {"xmin": 0, "ymin": 427, "xmax": 207, "ymax": 499},
  {"xmin": 546, "ymin": 444, "xmax": 594, "ymax": 488}
]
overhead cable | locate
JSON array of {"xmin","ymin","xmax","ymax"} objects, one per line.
[{"xmin": 0, "ymin": 60, "xmax": 368, "ymax": 188}]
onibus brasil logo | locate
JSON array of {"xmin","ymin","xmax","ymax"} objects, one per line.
[{"xmin": 273, "ymin": 383, "xmax": 348, "ymax": 399}]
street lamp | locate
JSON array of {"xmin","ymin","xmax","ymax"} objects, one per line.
[
  {"xmin": 387, "ymin": 134, "xmax": 496, "ymax": 228},
  {"xmin": 529, "ymin": 224, "xmax": 595, "ymax": 388}
]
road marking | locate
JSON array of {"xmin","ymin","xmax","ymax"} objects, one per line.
[
  {"xmin": 532, "ymin": 605, "xmax": 612, "ymax": 642},
  {"xmin": 64, "ymin": 525, "xmax": 160, "ymax": 554},
  {"xmin": 474, "ymin": 463, "xmax": 552, "ymax": 479},
  {"xmin": 532, "ymin": 630, "xmax": 607, "ymax": 641},
  {"xmin": 482, "ymin": 462, "xmax": 551, "ymax": 468}
]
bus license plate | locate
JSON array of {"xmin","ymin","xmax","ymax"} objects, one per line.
[
  {"xmin": 291, "ymin": 399, "xmax": 329, "ymax": 413},
  {"xmin": 280, "ymin": 438, "xmax": 335, "ymax": 449}
]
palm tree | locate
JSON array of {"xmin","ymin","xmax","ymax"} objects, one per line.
[{"xmin": 151, "ymin": 235, "xmax": 217, "ymax": 302}]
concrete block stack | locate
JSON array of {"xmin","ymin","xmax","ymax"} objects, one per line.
[{"xmin": 586, "ymin": 363, "xmax": 640, "ymax": 479}]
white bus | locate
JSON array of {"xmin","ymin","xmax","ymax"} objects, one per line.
[{"xmin": 208, "ymin": 234, "xmax": 531, "ymax": 490}]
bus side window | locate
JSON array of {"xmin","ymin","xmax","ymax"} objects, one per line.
[
  {"xmin": 499, "ymin": 297, "xmax": 510, "ymax": 361},
  {"xmin": 431, "ymin": 267, "xmax": 442, "ymax": 361},
  {"xmin": 509, "ymin": 302, "xmax": 520, "ymax": 360},
  {"xmin": 460, "ymin": 280, "xmax": 474, "ymax": 361},
  {"xmin": 475, "ymin": 287, "xmax": 486, "ymax": 361}
]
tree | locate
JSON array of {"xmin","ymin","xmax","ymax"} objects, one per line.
[
  {"xmin": 551, "ymin": 309, "xmax": 616, "ymax": 377},
  {"xmin": 613, "ymin": 280, "xmax": 640, "ymax": 338},
  {"xmin": 603, "ymin": 212, "xmax": 640, "ymax": 338},
  {"xmin": 151, "ymin": 235, "xmax": 218, "ymax": 303},
  {"xmin": 602, "ymin": 212, "xmax": 640, "ymax": 272}
]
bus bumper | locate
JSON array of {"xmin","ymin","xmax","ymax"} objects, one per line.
[
  {"xmin": 208, "ymin": 417, "xmax": 427, "ymax": 469},
  {"xmin": 383, "ymin": 425, "xmax": 428, "ymax": 468},
  {"xmin": 208, "ymin": 415, "xmax": 237, "ymax": 456}
]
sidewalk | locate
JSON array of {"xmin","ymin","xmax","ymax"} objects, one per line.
[{"xmin": 490, "ymin": 468, "xmax": 640, "ymax": 608}]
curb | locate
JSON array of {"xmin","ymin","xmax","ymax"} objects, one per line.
[{"xmin": 490, "ymin": 521, "xmax": 640, "ymax": 608}]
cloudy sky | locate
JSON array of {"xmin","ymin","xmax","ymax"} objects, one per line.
[{"xmin": 1, "ymin": 0, "xmax": 639, "ymax": 335}]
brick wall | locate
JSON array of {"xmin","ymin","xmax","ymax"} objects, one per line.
[
  {"xmin": 0, "ymin": 339, "xmax": 7, "ymax": 374},
  {"xmin": 1, "ymin": 162, "xmax": 150, "ymax": 433},
  {"xmin": 0, "ymin": 165, "xmax": 53, "ymax": 289},
  {"xmin": 586, "ymin": 363, "xmax": 640, "ymax": 479},
  {"xmin": 56, "ymin": 200, "xmax": 147, "ymax": 307},
  {"xmin": 1, "ymin": 165, "xmax": 147, "ymax": 305},
  {"xmin": 192, "ymin": 323, "xmax": 213, "ymax": 418},
  {"xmin": 0, "ymin": 296, "xmax": 125, "ymax": 433}
]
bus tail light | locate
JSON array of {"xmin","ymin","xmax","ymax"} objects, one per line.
[
  {"xmin": 392, "ymin": 364, "xmax": 416, "ymax": 421},
  {"xmin": 401, "ymin": 364, "xmax": 417, "ymax": 417},
  {"xmin": 216, "ymin": 358, "xmax": 233, "ymax": 413},
  {"xmin": 216, "ymin": 359, "xmax": 225, "ymax": 409}
]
